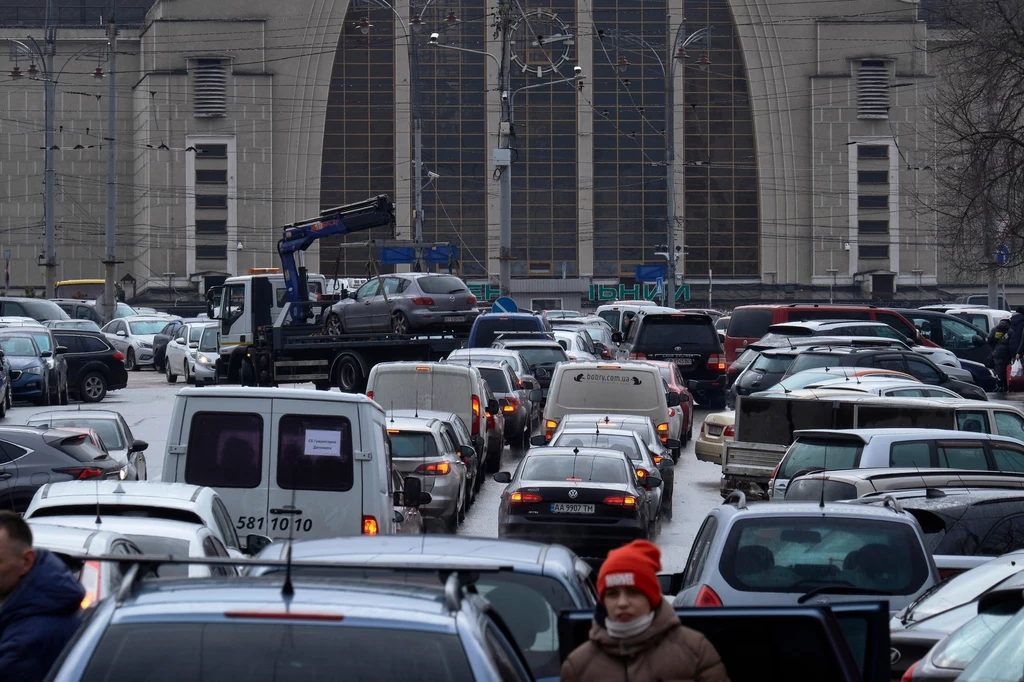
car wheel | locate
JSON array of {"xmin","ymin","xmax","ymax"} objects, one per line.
[
  {"xmin": 239, "ymin": 359, "xmax": 256, "ymax": 387},
  {"xmin": 390, "ymin": 311, "xmax": 410, "ymax": 335},
  {"xmin": 125, "ymin": 348, "xmax": 137, "ymax": 371},
  {"xmin": 185, "ymin": 360, "xmax": 195, "ymax": 385},
  {"xmin": 165, "ymin": 360, "xmax": 177, "ymax": 383},
  {"xmin": 81, "ymin": 372, "xmax": 107, "ymax": 403},
  {"xmin": 334, "ymin": 355, "xmax": 365, "ymax": 393},
  {"xmin": 324, "ymin": 313, "xmax": 343, "ymax": 336}
]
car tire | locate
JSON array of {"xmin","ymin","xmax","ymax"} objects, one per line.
[
  {"xmin": 486, "ymin": 443, "xmax": 502, "ymax": 474},
  {"xmin": 324, "ymin": 313, "xmax": 343, "ymax": 336},
  {"xmin": 81, "ymin": 372, "xmax": 107, "ymax": 403},
  {"xmin": 390, "ymin": 311, "xmax": 410, "ymax": 335},
  {"xmin": 165, "ymin": 361, "xmax": 177, "ymax": 383},
  {"xmin": 239, "ymin": 359, "xmax": 256, "ymax": 387},
  {"xmin": 334, "ymin": 355, "xmax": 365, "ymax": 393},
  {"xmin": 125, "ymin": 348, "xmax": 138, "ymax": 371},
  {"xmin": 185, "ymin": 360, "xmax": 195, "ymax": 385}
]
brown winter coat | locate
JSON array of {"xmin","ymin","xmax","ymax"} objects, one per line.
[{"xmin": 561, "ymin": 600, "xmax": 729, "ymax": 682}]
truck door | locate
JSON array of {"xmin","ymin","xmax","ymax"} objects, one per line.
[
  {"xmin": 266, "ymin": 398, "xmax": 362, "ymax": 540},
  {"xmin": 172, "ymin": 398, "xmax": 273, "ymax": 537},
  {"xmin": 220, "ymin": 282, "xmax": 250, "ymax": 346}
]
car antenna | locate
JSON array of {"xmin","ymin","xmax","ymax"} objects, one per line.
[
  {"xmin": 414, "ymin": 388, "xmax": 419, "ymax": 418},
  {"xmin": 280, "ymin": 485, "xmax": 299, "ymax": 599},
  {"xmin": 95, "ymin": 478, "xmax": 102, "ymax": 525}
]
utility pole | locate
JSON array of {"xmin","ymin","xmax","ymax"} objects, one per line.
[
  {"xmin": 665, "ymin": 24, "xmax": 679, "ymax": 308},
  {"xmin": 409, "ymin": 21, "xmax": 424, "ymax": 271},
  {"xmin": 496, "ymin": 0, "xmax": 512, "ymax": 297},
  {"xmin": 102, "ymin": 16, "xmax": 118, "ymax": 322},
  {"xmin": 43, "ymin": 0, "xmax": 57, "ymax": 298}
]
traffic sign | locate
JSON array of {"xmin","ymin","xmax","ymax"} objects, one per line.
[
  {"xmin": 997, "ymin": 244, "xmax": 1011, "ymax": 267},
  {"xmin": 492, "ymin": 296, "xmax": 518, "ymax": 313}
]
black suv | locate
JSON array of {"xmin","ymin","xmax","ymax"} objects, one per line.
[
  {"xmin": 51, "ymin": 330, "xmax": 128, "ymax": 402},
  {"xmin": 615, "ymin": 311, "xmax": 727, "ymax": 407},
  {"xmin": 783, "ymin": 345, "xmax": 987, "ymax": 400}
]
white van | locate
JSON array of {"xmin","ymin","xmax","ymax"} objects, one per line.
[
  {"xmin": 596, "ymin": 303, "xmax": 677, "ymax": 334},
  {"xmin": 162, "ymin": 387, "xmax": 420, "ymax": 540},
  {"xmin": 542, "ymin": 361, "xmax": 680, "ymax": 441},
  {"xmin": 365, "ymin": 362, "xmax": 500, "ymax": 471}
]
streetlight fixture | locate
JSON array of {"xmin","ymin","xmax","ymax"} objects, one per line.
[
  {"xmin": 616, "ymin": 55, "xmax": 629, "ymax": 73},
  {"xmin": 445, "ymin": 11, "xmax": 460, "ymax": 26},
  {"xmin": 27, "ymin": 62, "xmax": 38, "ymax": 77},
  {"xmin": 9, "ymin": 65, "xmax": 22, "ymax": 79},
  {"xmin": 357, "ymin": 17, "xmax": 373, "ymax": 34},
  {"xmin": 93, "ymin": 65, "xmax": 104, "ymax": 79},
  {"xmin": 697, "ymin": 54, "xmax": 710, "ymax": 71}
]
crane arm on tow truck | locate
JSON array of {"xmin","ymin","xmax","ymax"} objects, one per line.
[{"xmin": 278, "ymin": 194, "xmax": 395, "ymax": 311}]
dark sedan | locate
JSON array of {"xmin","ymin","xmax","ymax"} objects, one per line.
[
  {"xmin": 51, "ymin": 330, "xmax": 129, "ymax": 403},
  {"xmin": 494, "ymin": 447, "xmax": 658, "ymax": 559},
  {"xmin": 0, "ymin": 426, "xmax": 124, "ymax": 511}
]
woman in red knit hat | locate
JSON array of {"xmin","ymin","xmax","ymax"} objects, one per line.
[{"xmin": 561, "ymin": 540, "xmax": 729, "ymax": 682}]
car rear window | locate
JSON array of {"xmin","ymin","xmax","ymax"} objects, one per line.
[
  {"xmin": 720, "ymin": 517, "xmax": 930, "ymax": 595},
  {"xmin": 277, "ymin": 415, "xmax": 354, "ymax": 492},
  {"xmin": 79, "ymin": 623, "xmax": 474, "ymax": 682},
  {"xmin": 185, "ymin": 413, "xmax": 263, "ymax": 489},
  {"xmin": 636, "ymin": 317, "xmax": 717, "ymax": 349},
  {"xmin": 779, "ymin": 438, "xmax": 862, "ymax": 480},
  {"xmin": 389, "ymin": 432, "xmax": 439, "ymax": 458},
  {"xmin": 551, "ymin": 368, "xmax": 661, "ymax": 411},
  {"xmin": 750, "ymin": 353, "xmax": 797, "ymax": 374},
  {"xmin": 478, "ymin": 367, "xmax": 511, "ymax": 393},
  {"xmin": 43, "ymin": 419, "xmax": 124, "ymax": 450},
  {"xmin": 123, "ymin": 537, "xmax": 192, "ymax": 578},
  {"xmin": 371, "ymin": 369, "xmax": 473, "ymax": 417},
  {"xmin": 786, "ymin": 353, "xmax": 845, "ymax": 375},
  {"xmin": 783, "ymin": 479, "xmax": 858, "ymax": 502},
  {"xmin": 552, "ymin": 433, "xmax": 642, "ymax": 461},
  {"xmin": 522, "ymin": 455, "xmax": 627, "ymax": 483},
  {"xmin": 511, "ymin": 346, "xmax": 567, "ymax": 367},
  {"xmin": 418, "ymin": 276, "xmax": 468, "ymax": 295},
  {"xmin": 727, "ymin": 309, "xmax": 774, "ymax": 339},
  {"xmin": 473, "ymin": 317, "xmax": 544, "ymax": 347},
  {"xmin": 52, "ymin": 434, "xmax": 111, "ymax": 463}
]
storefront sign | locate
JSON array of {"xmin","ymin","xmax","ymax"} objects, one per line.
[{"xmin": 587, "ymin": 283, "xmax": 690, "ymax": 302}]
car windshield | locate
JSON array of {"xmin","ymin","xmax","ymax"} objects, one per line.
[
  {"xmin": 779, "ymin": 439, "xmax": 862, "ymax": 479},
  {"xmin": 199, "ymin": 327, "xmax": 219, "ymax": 352},
  {"xmin": 552, "ymin": 434, "xmax": 642, "ymax": 461},
  {"xmin": 637, "ymin": 317, "xmax": 717, "ymax": 347},
  {"xmin": 750, "ymin": 353, "xmax": 797, "ymax": 374},
  {"xmin": 25, "ymin": 332, "xmax": 52, "ymax": 352},
  {"xmin": 187, "ymin": 325, "xmax": 207, "ymax": 343},
  {"xmin": 388, "ymin": 432, "xmax": 438, "ymax": 458},
  {"xmin": 0, "ymin": 336, "xmax": 38, "ymax": 356},
  {"xmin": 40, "ymin": 419, "xmax": 124, "ymax": 450},
  {"xmin": 114, "ymin": 303, "xmax": 136, "ymax": 318},
  {"xmin": 522, "ymin": 455, "xmax": 628, "ymax": 483},
  {"xmin": 478, "ymin": 367, "xmax": 511, "ymax": 393},
  {"xmin": 78, "ymin": 623, "xmax": 474, "ymax": 681},
  {"xmin": 417, "ymin": 275, "xmax": 468, "ymax": 295},
  {"xmin": 906, "ymin": 558, "xmax": 1024, "ymax": 623},
  {"xmin": 514, "ymin": 346, "xmax": 568, "ymax": 367},
  {"xmin": 957, "ymin": 607, "xmax": 1024, "ymax": 682},
  {"xmin": 128, "ymin": 321, "xmax": 167, "ymax": 335},
  {"xmin": 720, "ymin": 516, "xmax": 930, "ymax": 595}
]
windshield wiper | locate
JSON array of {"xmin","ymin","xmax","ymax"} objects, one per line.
[
  {"xmin": 797, "ymin": 583, "xmax": 893, "ymax": 604},
  {"xmin": 899, "ymin": 578, "xmax": 948, "ymax": 626}
]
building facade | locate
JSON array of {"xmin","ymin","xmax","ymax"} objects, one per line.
[{"xmin": 0, "ymin": 0, "xmax": 958, "ymax": 306}]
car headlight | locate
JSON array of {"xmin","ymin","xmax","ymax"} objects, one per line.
[
  {"xmin": 119, "ymin": 466, "xmax": 128, "ymax": 480},
  {"xmin": 139, "ymin": 342, "xmax": 153, "ymax": 350},
  {"xmin": 197, "ymin": 354, "xmax": 213, "ymax": 365},
  {"xmin": 24, "ymin": 366, "xmax": 42, "ymax": 375}
]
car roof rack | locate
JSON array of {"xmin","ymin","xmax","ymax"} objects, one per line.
[
  {"xmin": 723, "ymin": 490, "xmax": 747, "ymax": 509},
  {"xmin": 844, "ymin": 494, "xmax": 904, "ymax": 514}
]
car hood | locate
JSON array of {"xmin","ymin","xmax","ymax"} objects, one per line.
[
  {"xmin": 7, "ymin": 356, "xmax": 42, "ymax": 370},
  {"xmin": 131, "ymin": 334, "xmax": 156, "ymax": 345}
]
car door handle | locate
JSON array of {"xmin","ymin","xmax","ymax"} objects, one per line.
[
  {"xmin": 0, "ymin": 472, "xmax": 11, "ymax": 480},
  {"xmin": 270, "ymin": 508, "xmax": 303, "ymax": 515}
]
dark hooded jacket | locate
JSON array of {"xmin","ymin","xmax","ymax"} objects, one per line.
[
  {"xmin": 989, "ymin": 318, "xmax": 1013, "ymax": 364},
  {"xmin": 1010, "ymin": 311, "xmax": 1024, "ymax": 356},
  {"xmin": 0, "ymin": 549, "xmax": 85, "ymax": 682}
]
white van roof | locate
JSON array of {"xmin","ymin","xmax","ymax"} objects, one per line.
[
  {"xmin": 175, "ymin": 386, "xmax": 382, "ymax": 410},
  {"xmin": 555, "ymin": 361, "xmax": 660, "ymax": 373},
  {"xmin": 371, "ymin": 361, "xmax": 477, "ymax": 375}
]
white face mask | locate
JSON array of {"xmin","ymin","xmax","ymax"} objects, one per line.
[{"xmin": 604, "ymin": 610, "xmax": 655, "ymax": 639}]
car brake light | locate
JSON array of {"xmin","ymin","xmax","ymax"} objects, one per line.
[
  {"xmin": 415, "ymin": 461, "xmax": 451, "ymax": 475},
  {"xmin": 80, "ymin": 560, "xmax": 101, "ymax": 609},
  {"xmin": 410, "ymin": 297, "xmax": 435, "ymax": 306},
  {"xmin": 366, "ymin": 391, "xmax": 374, "ymax": 400},
  {"xmin": 769, "ymin": 460, "xmax": 782, "ymax": 481},
  {"xmin": 901, "ymin": 661, "xmax": 918, "ymax": 682},
  {"xmin": 487, "ymin": 413, "xmax": 495, "ymax": 428},
  {"xmin": 112, "ymin": 351, "xmax": 123, "ymax": 361},
  {"xmin": 723, "ymin": 425, "xmax": 735, "ymax": 437},
  {"xmin": 225, "ymin": 610, "xmax": 344, "ymax": 621},
  {"xmin": 502, "ymin": 396, "xmax": 518, "ymax": 413},
  {"xmin": 635, "ymin": 468, "xmax": 650, "ymax": 479},
  {"xmin": 362, "ymin": 515, "xmax": 379, "ymax": 535},
  {"xmin": 601, "ymin": 348, "xmax": 611, "ymax": 359},
  {"xmin": 694, "ymin": 585, "xmax": 723, "ymax": 607},
  {"xmin": 630, "ymin": 352, "xmax": 646, "ymax": 359},
  {"xmin": 653, "ymin": 455, "xmax": 663, "ymax": 465},
  {"xmin": 467, "ymin": 294, "xmax": 477, "ymax": 305},
  {"xmin": 510, "ymin": 491, "xmax": 543, "ymax": 504},
  {"xmin": 657, "ymin": 422, "xmax": 669, "ymax": 442},
  {"xmin": 604, "ymin": 495, "xmax": 637, "ymax": 506},
  {"xmin": 544, "ymin": 418, "xmax": 558, "ymax": 440},
  {"xmin": 668, "ymin": 408, "xmax": 676, "ymax": 417},
  {"xmin": 58, "ymin": 467, "xmax": 105, "ymax": 480},
  {"xmin": 706, "ymin": 354, "xmax": 727, "ymax": 371},
  {"xmin": 472, "ymin": 395, "xmax": 481, "ymax": 434}
]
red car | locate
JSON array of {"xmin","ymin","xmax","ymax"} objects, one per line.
[{"xmin": 643, "ymin": 360, "xmax": 694, "ymax": 458}]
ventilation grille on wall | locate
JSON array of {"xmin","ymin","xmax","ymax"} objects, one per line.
[
  {"xmin": 857, "ymin": 60, "xmax": 889, "ymax": 120},
  {"xmin": 193, "ymin": 58, "xmax": 227, "ymax": 118}
]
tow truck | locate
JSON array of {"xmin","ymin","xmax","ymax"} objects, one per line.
[{"xmin": 206, "ymin": 195, "xmax": 466, "ymax": 392}]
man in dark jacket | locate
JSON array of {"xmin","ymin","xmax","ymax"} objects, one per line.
[
  {"xmin": 989, "ymin": 317, "xmax": 1013, "ymax": 391},
  {"xmin": 1010, "ymin": 306, "xmax": 1024, "ymax": 359},
  {"xmin": 0, "ymin": 511, "xmax": 85, "ymax": 682}
]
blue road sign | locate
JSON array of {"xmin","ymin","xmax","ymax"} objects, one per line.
[
  {"xmin": 492, "ymin": 296, "xmax": 518, "ymax": 313},
  {"xmin": 997, "ymin": 244, "xmax": 1011, "ymax": 267},
  {"xmin": 654, "ymin": 277, "xmax": 665, "ymax": 301}
]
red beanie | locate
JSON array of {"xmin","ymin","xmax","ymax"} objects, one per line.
[{"xmin": 597, "ymin": 540, "xmax": 663, "ymax": 608}]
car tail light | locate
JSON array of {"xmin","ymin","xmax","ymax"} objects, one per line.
[
  {"xmin": 503, "ymin": 396, "xmax": 519, "ymax": 413},
  {"xmin": 603, "ymin": 495, "xmax": 637, "ymax": 507},
  {"xmin": 901, "ymin": 661, "xmax": 918, "ymax": 682},
  {"xmin": 635, "ymin": 468, "xmax": 650, "ymax": 479},
  {"xmin": 80, "ymin": 560, "xmax": 101, "ymax": 608},
  {"xmin": 467, "ymin": 294, "xmax": 477, "ymax": 305},
  {"xmin": 545, "ymin": 418, "xmax": 558, "ymax": 440},
  {"xmin": 630, "ymin": 352, "xmax": 646, "ymax": 359},
  {"xmin": 706, "ymin": 354, "xmax": 727, "ymax": 371},
  {"xmin": 362, "ymin": 515, "xmax": 379, "ymax": 535},
  {"xmin": 694, "ymin": 585, "xmax": 723, "ymax": 607},
  {"xmin": 57, "ymin": 466, "xmax": 105, "ymax": 480},
  {"xmin": 668, "ymin": 408, "xmax": 676, "ymax": 417},
  {"xmin": 415, "ymin": 461, "xmax": 451, "ymax": 475},
  {"xmin": 939, "ymin": 568, "xmax": 965, "ymax": 580},
  {"xmin": 653, "ymin": 455, "xmax": 663, "ymax": 465},
  {"xmin": 410, "ymin": 297, "xmax": 435, "ymax": 306},
  {"xmin": 366, "ymin": 391, "xmax": 374, "ymax": 400},
  {"xmin": 723, "ymin": 425, "xmax": 735, "ymax": 437},
  {"xmin": 657, "ymin": 422, "xmax": 669, "ymax": 442},
  {"xmin": 487, "ymin": 413, "xmax": 495, "ymax": 428},
  {"xmin": 472, "ymin": 395, "xmax": 481, "ymax": 434},
  {"xmin": 510, "ymin": 491, "xmax": 543, "ymax": 504},
  {"xmin": 112, "ymin": 351, "xmax": 123, "ymax": 362},
  {"xmin": 601, "ymin": 347, "xmax": 611, "ymax": 359},
  {"xmin": 769, "ymin": 460, "xmax": 782, "ymax": 481}
]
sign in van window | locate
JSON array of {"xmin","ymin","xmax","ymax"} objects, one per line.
[
  {"xmin": 185, "ymin": 413, "xmax": 263, "ymax": 489},
  {"xmin": 278, "ymin": 416, "xmax": 354, "ymax": 492}
]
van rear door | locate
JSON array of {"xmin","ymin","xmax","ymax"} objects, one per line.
[
  {"xmin": 265, "ymin": 397, "xmax": 361, "ymax": 540},
  {"xmin": 173, "ymin": 397, "xmax": 272, "ymax": 537}
]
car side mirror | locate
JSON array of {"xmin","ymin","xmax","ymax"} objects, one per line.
[
  {"xmin": 459, "ymin": 445, "xmax": 475, "ymax": 459},
  {"xmin": 393, "ymin": 490, "xmax": 403, "ymax": 506},
  {"xmin": 403, "ymin": 476, "xmax": 424, "ymax": 507},
  {"xmin": 529, "ymin": 389, "xmax": 543, "ymax": 402},
  {"xmin": 393, "ymin": 510, "xmax": 405, "ymax": 524},
  {"xmin": 188, "ymin": 342, "xmax": 199, "ymax": 349},
  {"xmin": 611, "ymin": 331, "xmax": 623, "ymax": 344},
  {"xmin": 487, "ymin": 398, "xmax": 500, "ymax": 414},
  {"xmin": 666, "ymin": 392, "xmax": 680, "ymax": 407},
  {"xmin": 665, "ymin": 438, "xmax": 681, "ymax": 450},
  {"xmin": 174, "ymin": 338, "xmax": 185, "ymax": 345},
  {"xmin": 530, "ymin": 434, "xmax": 547, "ymax": 446},
  {"xmin": 116, "ymin": 330, "xmax": 127, "ymax": 337},
  {"xmin": 658, "ymin": 572, "xmax": 686, "ymax": 597},
  {"xmin": 339, "ymin": 289, "xmax": 350, "ymax": 300},
  {"xmin": 129, "ymin": 439, "xmax": 149, "ymax": 453},
  {"xmin": 40, "ymin": 350, "xmax": 52, "ymax": 358},
  {"xmin": 244, "ymin": 533, "xmax": 273, "ymax": 556},
  {"xmin": 680, "ymin": 392, "xmax": 691, "ymax": 403},
  {"xmin": 492, "ymin": 471, "xmax": 512, "ymax": 483},
  {"xmin": 55, "ymin": 346, "xmax": 68, "ymax": 355},
  {"xmin": 972, "ymin": 334, "xmax": 985, "ymax": 347}
]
